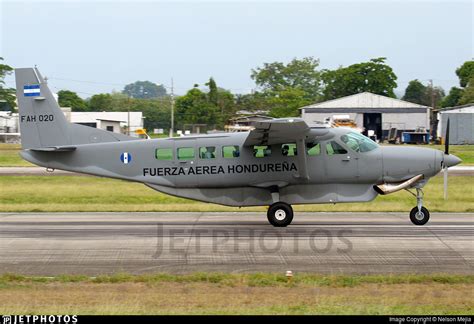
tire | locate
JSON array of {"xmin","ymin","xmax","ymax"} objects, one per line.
[
  {"xmin": 410, "ymin": 206, "xmax": 430, "ymax": 225},
  {"xmin": 267, "ymin": 202, "xmax": 293, "ymax": 227}
]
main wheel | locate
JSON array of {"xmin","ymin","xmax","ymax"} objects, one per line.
[
  {"xmin": 267, "ymin": 202, "xmax": 293, "ymax": 227},
  {"xmin": 410, "ymin": 206, "xmax": 430, "ymax": 225}
]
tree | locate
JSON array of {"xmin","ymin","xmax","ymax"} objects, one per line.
[
  {"xmin": 122, "ymin": 81, "xmax": 166, "ymax": 99},
  {"xmin": 321, "ymin": 57, "xmax": 398, "ymax": 100},
  {"xmin": 424, "ymin": 85, "xmax": 445, "ymax": 109},
  {"xmin": 251, "ymin": 57, "xmax": 322, "ymax": 101},
  {"xmin": 456, "ymin": 61, "xmax": 474, "ymax": 88},
  {"xmin": 206, "ymin": 77, "xmax": 218, "ymax": 105},
  {"xmin": 88, "ymin": 93, "xmax": 114, "ymax": 111},
  {"xmin": 402, "ymin": 80, "xmax": 426, "ymax": 105},
  {"xmin": 175, "ymin": 87, "xmax": 220, "ymax": 128},
  {"xmin": 442, "ymin": 87, "xmax": 464, "ymax": 108},
  {"xmin": 0, "ymin": 57, "xmax": 15, "ymax": 111},
  {"xmin": 215, "ymin": 88, "xmax": 236, "ymax": 126},
  {"xmin": 235, "ymin": 92, "xmax": 271, "ymax": 112},
  {"xmin": 459, "ymin": 76, "xmax": 474, "ymax": 105},
  {"xmin": 58, "ymin": 90, "xmax": 88, "ymax": 111},
  {"xmin": 267, "ymin": 88, "xmax": 312, "ymax": 118}
]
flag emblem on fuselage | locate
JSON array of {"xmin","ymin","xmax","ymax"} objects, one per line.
[
  {"xmin": 120, "ymin": 152, "xmax": 132, "ymax": 164},
  {"xmin": 24, "ymin": 84, "xmax": 41, "ymax": 97}
]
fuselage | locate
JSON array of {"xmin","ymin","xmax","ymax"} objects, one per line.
[{"xmin": 21, "ymin": 127, "xmax": 445, "ymax": 189}]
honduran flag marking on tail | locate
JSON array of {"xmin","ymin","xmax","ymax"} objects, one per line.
[
  {"xmin": 24, "ymin": 84, "xmax": 41, "ymax": 97},
  {"xmin": 120, "ymin": 152, "xmax": 132, "ymax": 164}
]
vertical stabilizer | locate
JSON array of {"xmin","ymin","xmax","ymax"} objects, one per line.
[{"xmin": 15, "ymin": 68, "xmax": 71, "ymax": 149}]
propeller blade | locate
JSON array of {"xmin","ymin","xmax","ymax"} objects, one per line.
[
  {"xmin": 443, "ymin": 164, "xmax": 448, "ymax": 200},
  {"xmin": 444, "ymin": 118, "xmax": 450, "ymax": 155}
]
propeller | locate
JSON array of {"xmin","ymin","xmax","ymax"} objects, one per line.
[
  {"xmin": 443, "ymin": 118, "xmax": 450, "ymax": 199},
  {"xmin": 444, "ymin": 118, "xmax": 450, "ymax": 155}
]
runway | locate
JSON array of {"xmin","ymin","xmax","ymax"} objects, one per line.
[{"xmin": 0, "ymin": 212, "xmax": 472, "ymax": 276}]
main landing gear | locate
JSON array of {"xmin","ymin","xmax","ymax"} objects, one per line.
[
  {"xmin": 267, "ymin": 202, "xmax": 294, "ymax": 227},
  {"xmin": 407, "ymin": 188, "xmax": 430, "ymax": 225}
]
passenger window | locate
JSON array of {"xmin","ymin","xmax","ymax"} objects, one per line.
[
  {"xmin": 253, "ymin": 145, "xmax": 271, "ymax": 158},
  {"xmin": 199, "ymin": 146, "xmax": 216, "ymax": 159},
  {"xmin": 222, "ymin": 145, "xmax": 240, "ymax": 158},
  {"xmin": 155, "ymin": 148, "xmax": 173, "ymax": 160},
  {"xmin": 326, "ymin": 141, "xmax": 347, "ymax": 155},
  {"xmin": 306, "ymin": 142, "xmax": 321, "ymax": 156},
  {"xmin": 177, "ymin": 147, "xmax": 195, "ymax": 160},
  {"xmin": 281, "ymin": 143, "xmax": 297, "ymax": 156}
]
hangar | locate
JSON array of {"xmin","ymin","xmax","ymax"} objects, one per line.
[
  {"xmin": 300, "ymin": 92, "xmax": 431, "ymax": 141},
  {"xmin": 437, "ymin": 104, "xmax": 474, "ymax": 144}
]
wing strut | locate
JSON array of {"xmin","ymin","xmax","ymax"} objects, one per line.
[{"xmin": 295, "ymin": 138, "xmax": 309, "ymax": 180}]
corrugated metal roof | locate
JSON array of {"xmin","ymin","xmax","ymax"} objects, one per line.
[
  {"xmin": 438, "ymin": 104, "xmax": 474, "ymax": 112},
  {"xmin": 439, "ymin": 106, "xmax": 474, "ymax": 114},
  {"xmin": 301, "ymin": 92, "xmax": 430, "ymax": 110}
]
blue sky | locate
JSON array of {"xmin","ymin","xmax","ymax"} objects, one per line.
[{"xmin": 1, "ymin": 0, "xmax": 473, "ymax": 98}]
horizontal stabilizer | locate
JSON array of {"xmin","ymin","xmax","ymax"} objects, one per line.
[{"xmin": 30, "ymin": 146, "xmax": 77, "ymax": 152}]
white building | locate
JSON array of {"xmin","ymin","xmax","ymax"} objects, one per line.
[
  {"xmin": 300, "ymin": 92, "xmax": 431, "ymax": 141},
  {"xmin": 437, "ymin": 104, "xmax": 474, "ymax": 144},
  {"xmin": 64, "ymin": 110, "xmax": 144, "ymax": 135},
  {"xmin": 0, "ymin": 110, "xmax": 145, "ymax": 142}
]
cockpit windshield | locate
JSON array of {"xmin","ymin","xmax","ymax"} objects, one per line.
[{"xmin": 340, "ymin": 132, "xmax": 379, "ymax": 153}]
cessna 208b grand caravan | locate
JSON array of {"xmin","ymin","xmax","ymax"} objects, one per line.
[{"xmin": 15, "ymin": 68, "xmax": 462, "ymax": 226}]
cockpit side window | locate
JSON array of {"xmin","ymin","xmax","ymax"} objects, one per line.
[
  {"xmin": 340, "ymin": 134, "xmax": 360, "ymax": 152},
  {"xmin": 306, "ymin": 142, "xmax": 321, "ymax": 156},
  {"xmin": 326, "ymin": 141, "xmax": 347, "ymax": 155},
  {"xmin": 340, "ymin": 132, "xmax": 379, "ymax": 153}
]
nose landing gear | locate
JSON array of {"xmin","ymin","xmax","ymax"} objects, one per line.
[{"xmin": 408, "ymin": 188, "xmax": 430, "ymax": 225}]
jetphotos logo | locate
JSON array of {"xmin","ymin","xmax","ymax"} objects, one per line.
[
  {"xmin": 2, "ymin": 315, "xmax": 78, "ymax": 324},
  {"xmin": 120, "ymin": 152, "xmax": 132, "ymax": 164}
]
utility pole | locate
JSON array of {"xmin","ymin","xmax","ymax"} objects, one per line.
[
  {"xmin": 127, "ymin": 95, "xmax": 131, "ymax": 136},
  {"xmin": 169, "ymin": 78, "xmax": 175, "ymax": 138},
  {"xmin": 429, "ymin": 79, "xmax": 435, "ymax": 142},
  {"xmin": 429, "ymin": 79, "xmax": 435, "ymax": 109}
]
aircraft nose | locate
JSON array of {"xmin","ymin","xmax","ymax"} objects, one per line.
[{"xmin": 444, "ymin": 154, "xmax": 462, "ymax": 168}]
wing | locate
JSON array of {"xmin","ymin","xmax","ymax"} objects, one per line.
[{"xmin": 243, "ymin": 118, "xmax": 310, "ymax": 146}]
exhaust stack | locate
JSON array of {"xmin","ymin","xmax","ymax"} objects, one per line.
[{"xmin": 374, "ymin": 174, "xmax": 424, "ymax": 195}]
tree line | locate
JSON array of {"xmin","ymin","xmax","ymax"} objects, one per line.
[{"xmin": 0, "ymin": 57, "xmax": 473, "ymax": 133}]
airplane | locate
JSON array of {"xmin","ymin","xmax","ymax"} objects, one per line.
[{"xmin": 14, "ymin": 68, "xmax": 462, "ymax": 227}]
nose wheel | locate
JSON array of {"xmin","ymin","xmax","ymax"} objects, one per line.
[
  {"xmin": 408, "ymin": 188, "xmax": 430, "ymax": 225},
  {"xmin": 267, "ymin": 202, "xmax": 293, "ymax": 227}
]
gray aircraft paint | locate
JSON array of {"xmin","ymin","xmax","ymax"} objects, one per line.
[{"xmin": 15, "ymin": 68, "xmax": 461, "ymax": 208}]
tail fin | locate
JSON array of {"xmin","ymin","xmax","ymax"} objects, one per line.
[
  {"xmin": 15, "ymin": 67, "xmax": 136, "ymax": 150},
  {"xmin": 15, "ymin": 68, "xmax": 71, "ymax": 149}
]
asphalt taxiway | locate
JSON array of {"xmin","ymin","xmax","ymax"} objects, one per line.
[{"xmin": 0, "ymin": 212, "xmax": 472, "ymax": 275}]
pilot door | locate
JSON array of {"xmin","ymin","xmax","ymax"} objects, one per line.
[{"xmin": 324, "ymin": 140, "xmax": 359, "ymax": 181}]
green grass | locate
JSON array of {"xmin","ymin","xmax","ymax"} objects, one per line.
[
  {"xmin": 0, "ymin": 175, "xmax": 472, "ymax": 212},
  {"xmin": 0, "ymin": 273, "xmax": 472, "ymax": 315},
  {"xmin": 1, "ymin": 272, "xmax": 472, "ymax": 287},
  {"xmin": 0, "ymin": 144, "xmax": 32, "ymax": 166},
  {"xmin": 1, "ymin": 143, "xmax": 473, "ymax": 166}
]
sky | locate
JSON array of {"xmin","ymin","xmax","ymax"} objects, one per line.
[{"xmin": 1, "ymin": 0, "xmax": 473, "ymax": 98}]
